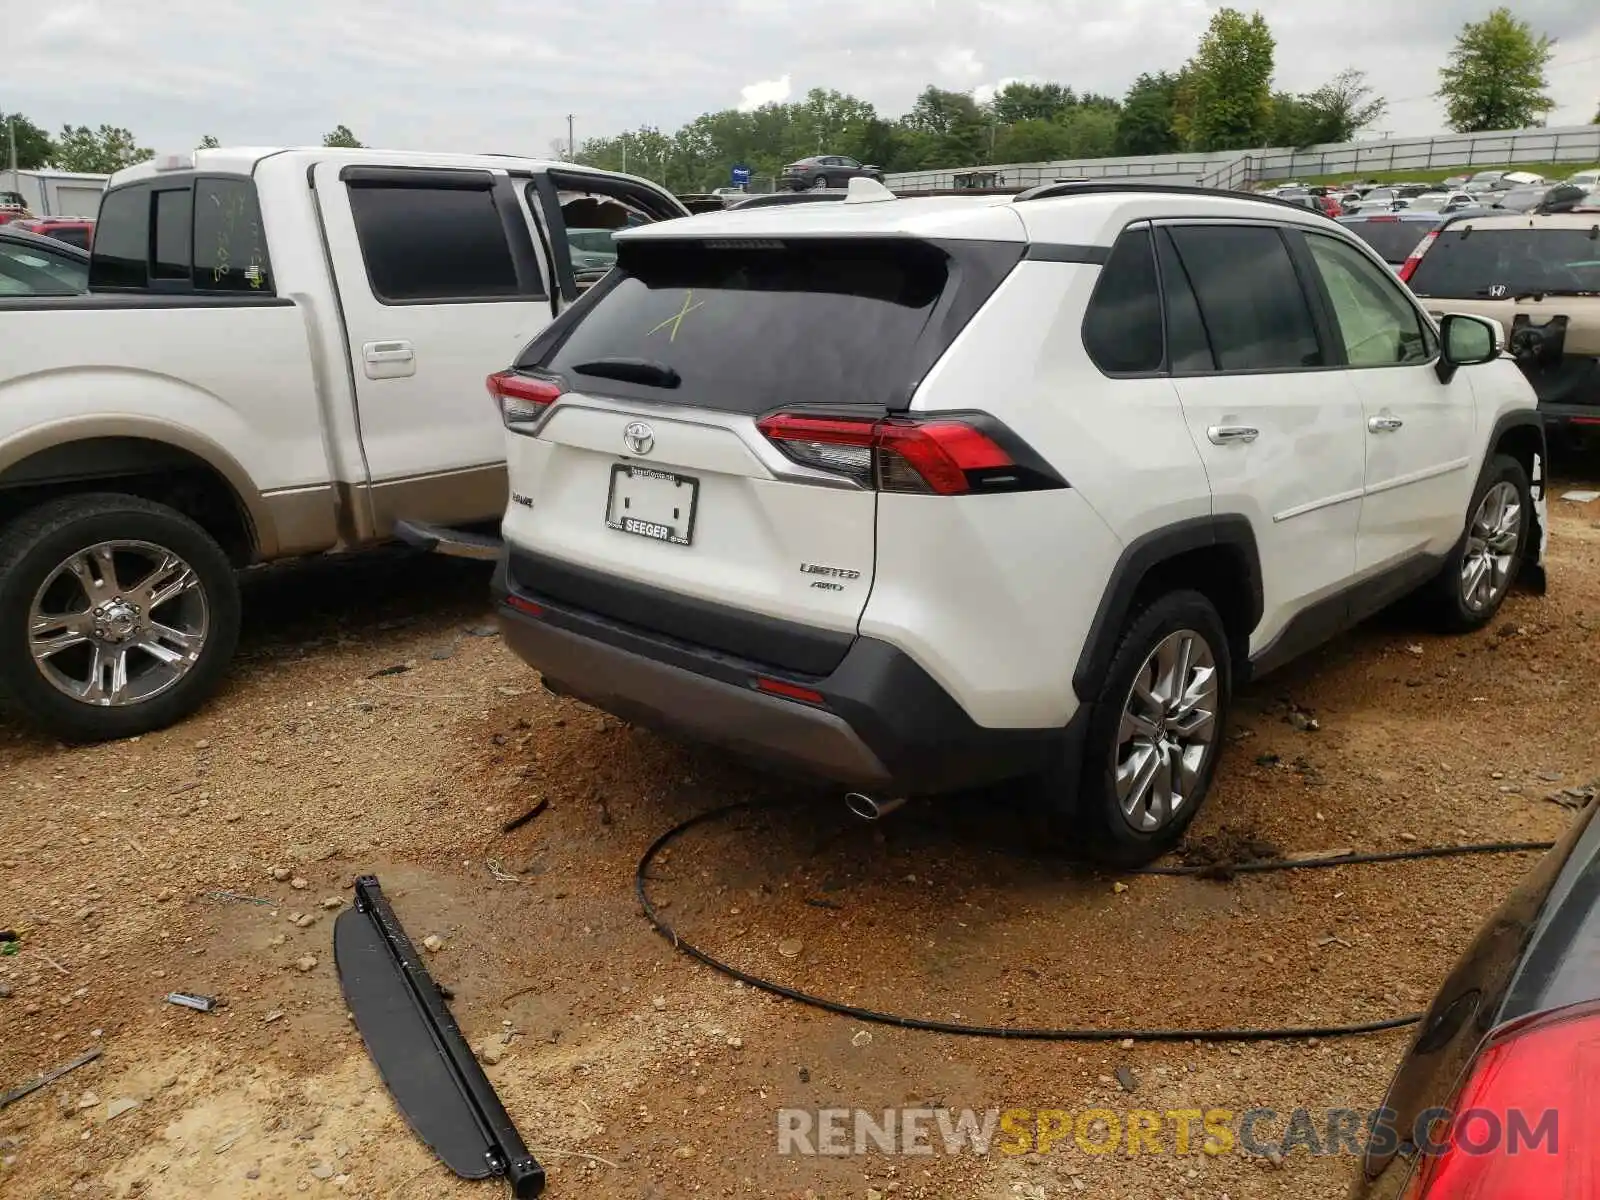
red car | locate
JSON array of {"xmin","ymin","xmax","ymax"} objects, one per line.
[{"xmin": 15, "ymin": 218, "xmax": 95, "ymax": 250}]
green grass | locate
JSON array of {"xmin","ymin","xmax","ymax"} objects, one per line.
[{"xmin": 1287, "ymin": 161, "xmax": 1597, "ymax": 187}]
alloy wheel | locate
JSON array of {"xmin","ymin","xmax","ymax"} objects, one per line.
[
  {"xmin": 1460, "ymin": 481, "xmax": 1521, "ymax": 613},
  {"xmin": 28, "ymin": 540, "xmax": 209, "ymax": 707},
  {"xmin": 1113, "ymin": 629, "xmax": 1219, "ymax": 833}
]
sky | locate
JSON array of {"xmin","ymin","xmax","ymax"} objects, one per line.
[{"xmin": 7, "ymin": 0, "xmax": 1599, "ymax": 160}]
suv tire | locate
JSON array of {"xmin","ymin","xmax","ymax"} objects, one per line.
[
  {"xmin": 0, "ymin": 493, "xmax": 240, "ymax": 742},
  {"xmin": 1428, "ymin": 453, "xmax": 1530, "ymax": 633},
  {"xmin": 1064, "ymin": 590, "xmax": 1232, "ymax": 866}
]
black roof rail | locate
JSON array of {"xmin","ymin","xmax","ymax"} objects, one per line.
[{"xmin": 1012, "ymin": 180, "xmax": 1319, "ymax": 215}]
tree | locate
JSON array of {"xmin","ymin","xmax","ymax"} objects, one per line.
[
  {"xmin": 53, "ymin": 125, "xmax": 152, "ymax": 173},
  {"xmin": 1184, "ymin": 8, "xmax": 1276, "ymax": 151},
  {"xmin": 1295, "ymin": 69, "xmax": 1387, "ymax": 144},
  {"xmin": 902, "ymin": 87, "xmax": 986, "ymax": 167},
  {"xmin": 990, "ymin": 82, "xmax": 1074, "ymax": 125},
  {"xmin": 322, "ymin": 124, "xmax": 363, "ymax": 148},
  {"xmin": 1, "ymin": 112, "xmax": 55, "ymax": 170},
  {"xmin": 198, "ymin": 134, "xmax": 221, "ymax": 149},
  {"xmin": 1436, "ymin": 8, "xmax": 1555, "ymax": 133},
  {"xmin": 1115, "ymin": 73, "xmax": 1182, "ymax": 156}
]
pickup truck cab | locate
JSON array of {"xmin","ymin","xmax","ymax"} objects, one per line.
[{"xmin": 0, "ymin": 146, "xmax": 684, "ymax": 741}]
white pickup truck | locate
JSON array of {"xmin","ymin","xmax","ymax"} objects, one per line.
[{"xmin": 0, "ymin": 146, "xmax": 685, "ymax": 741}]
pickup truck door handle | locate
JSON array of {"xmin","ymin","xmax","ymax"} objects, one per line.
[
  {"xmin": 1207, "ymin": 425, "xmax": 1259, "ymax": 445},
  {"xmin": 1367, "ymin": 414, "xmax": 1404, "ymax": 433},
  {"xmin": 362, "ymin": 340, "xmax": 416, "ymax": 380}
]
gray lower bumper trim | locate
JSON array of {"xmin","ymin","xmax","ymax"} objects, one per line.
[{"xmin": 499, "ymin": 613, "xmax": 892, "ymax": 787}]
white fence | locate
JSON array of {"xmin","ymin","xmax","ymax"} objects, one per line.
[{"xmin": 886, "ymin": 124, "xmax": 1600, "ymax": 193}]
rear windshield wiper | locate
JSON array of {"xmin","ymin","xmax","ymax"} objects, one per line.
[{"xmin": 571, "ymin": 358, "xmax": 682, "ymax": 389}]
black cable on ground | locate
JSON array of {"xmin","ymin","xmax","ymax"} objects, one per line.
[{"xmin": 634, "ymin": 800, "xmax": 1556, "ymax": 1044}]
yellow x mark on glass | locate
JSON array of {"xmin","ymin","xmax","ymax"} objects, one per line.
[{"xmin": 648, "ymin": 289, "xmax": 706, "ymax": 342}]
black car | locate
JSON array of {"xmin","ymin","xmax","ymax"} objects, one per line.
[
  {"xmin": 1353, "ymin": 797, "xmax": 1600, "ymax": 1197},
  {"xmin": 0, "ymin": 225, "xmax": 90, "ymax": 295},
  {"xmin": 1491, "ymin": 182, "xmax": 1590, "ymax": 215},
  {"xmin": 780, "ymin": 155, "xmax": 883, "ymax": 191}
]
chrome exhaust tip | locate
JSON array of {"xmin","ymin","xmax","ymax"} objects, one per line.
[{"xmin": 845, "ymin": 792, "xmax": 907, "ymax": 821}]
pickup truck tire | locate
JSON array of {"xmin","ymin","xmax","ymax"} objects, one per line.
[
  {"xmin": 1050, "ymin": 590, "xmax": 1232, "ymax": 866},
  {"xmin": 1428, "ymin": 454, "xmax": 1531, "ymax": 633},
  {"xmin": 0, "ymin": 494, "xmax": 240, "ymax": 742}
]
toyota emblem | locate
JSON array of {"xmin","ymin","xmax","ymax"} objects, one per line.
[{"xmin": 623, "ymin": 421, "xmax": 655, "ymax": 456}]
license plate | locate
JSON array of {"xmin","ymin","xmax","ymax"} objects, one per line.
[{"xmin": 605, "ymin": 464, "xmax": 698, "ymax": 546}]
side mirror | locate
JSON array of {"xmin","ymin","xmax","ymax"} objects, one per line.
[{"xmin": 1435, "ymin": 313, "xmax": 1501, "ymax": 383}]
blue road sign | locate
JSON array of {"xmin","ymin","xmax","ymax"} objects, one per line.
[{"xmin": 731, "ymin": 164, "xmax": 751, "ymax": 187}]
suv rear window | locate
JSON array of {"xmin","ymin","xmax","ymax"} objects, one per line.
[
  {"xmin": 1341, "ymin": 218, "xmax": 1434, "ymax": 265},
  {"xmin": 1409, "ymin": 228, "xmax": 1600, "ymax": 298},
  {"xmin": 531, "ymin": 237, "xmax": 1016, "ymax": 413}
]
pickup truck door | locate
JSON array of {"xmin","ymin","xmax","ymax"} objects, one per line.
[{"xmin": 312, "ymin": 163, "xmax": 554, "ymax": 534}]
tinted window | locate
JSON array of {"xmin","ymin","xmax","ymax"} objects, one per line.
[
  {"xmin": 49, "ymin": 227, "xmax": 89, "ymax": 250},
  {"xmin": 1082, "ymin": 227, "xmax": 1163, "ymax": 374},
  {"xmin": 1167, "ymin": 226, "xmax": 1323, "ymax": 371},
  {"xmin": 1340, "ymin": 218, "xmax": 1436, "ymax": 265},
  {"xmin": 1155, "ymin": 229, "xmax": 1215, "ymax": 372},
  {"xmin": 1304, "ymin": 233, "xmax": 1432, "ymax": 367},
  {"xmin": 538, "ymin": 238, "xmax": 957, "ymax": 414},
  {"xmin": 0, "ymin": 240, "xmax": 88, "ymax": 295},
  {"xmin": 1407, "ymin": 228, "xmax": 1600, "ymax": 299},
  {"xmin": 347, "ymin": 183, "xmax": 519, "ymax": 302},
  {"xmin": 152, "ymin": 188, "xmax": 192, "ymax": 280},
  {"xmin": 89, "ymin": 187, "xmax": 149, "ymax": 289},
  {"xmin": 194, "ymin": 178, "xmax": 272, "ymax": 292}
]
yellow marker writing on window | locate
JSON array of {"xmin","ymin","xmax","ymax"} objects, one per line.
[{"xmin": 648, "ymin": 289, "xmax": 705, "ymax": 342}]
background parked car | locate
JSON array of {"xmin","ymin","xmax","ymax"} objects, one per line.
[
  {"xmin": 13, "ymin": 217, "xmax": 95, "ymax": 250},
  {"xmin": 780, "ymin": 155, "xmax": 883, "ymax": 191},
  {"xmin": 1490, "ymin": 182, "xmax": 1589, "ymax": 214},
  {"xmin": 1404, "ymin": 212, "xmax": 1600, "ymax": 445},
  {"xmin": 1352, "ymin": 796, "xmax": 1600, "ymax": 1197},
  {"xmin": 1337, "ymin": 212, "xmax": 1457, "ymax": 272},
  {"xmin": 0, "ymin": 190, "xmax": 31, "ymax": 224},
  {"xmin": 0, "ymin": 224, "xmax": 90, "ymax": 294},
  {"xmin": 1406, "ymin": 191, "xmax": 1478, "ymax": 214},
  {"xmin": 1568, "ymin": 167, "xmax": 1600, "ymax": 190}
]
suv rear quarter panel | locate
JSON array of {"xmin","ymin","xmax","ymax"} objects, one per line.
[{"xmin": 858, "ymin": 253, "xmax": 1208, "ymax": 729}]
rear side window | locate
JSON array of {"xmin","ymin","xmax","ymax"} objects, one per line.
[
  {"xmin": 1167, "ymin": 226, "xmax": 1323, "ymax": 371},
  {"xmin": 1407, "ymin": 228, "xmax": 1600, "ymax": 298},
  {"xmin": 89, "ymin": 187, "xmax": 148, "ymax": 289},
  {"xmin": 534, "ymin": 238, "xmax": 998, "ymax": 414},
  {"xmin": 1082, "ymin": 228, "xmax": 1163, "ymax": 374},
  {"xmin": 1155, "ymin": 230, "xmax": 1215, "ymax": 372},
  {"xmin": 1341, "ymin": 219, "xmax": 1434, "ymax": 265},
  {"xmin": 50, "ymin": 227, "xmax": 89, "ymax": 250},
  {"xmin": 348, "ymin": 183, "xmax": 519, "ymax": 303},
  {"xmin": 193, "ymin": 178, "xmax": 271, "ymax": 291}
]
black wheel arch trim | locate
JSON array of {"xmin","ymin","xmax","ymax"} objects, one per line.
[
  {"xmin": 1484, "ymin": 408, "xmax": 1547, "ymax": 592},
  {"xmin": 1071, "ymin": 515, "xmax": 1263, "ymax": 704}
]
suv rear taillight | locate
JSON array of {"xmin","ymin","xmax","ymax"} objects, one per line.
[
  {"xmin": 756, "ymin": 412, "xmax": 1062, "ymax": 496},
  {"xmin": 488, "ymin": 371, "xmax": 562, "ymax": 432},
  {"xmin": 1399, "ymin": 231, "xmax": 1438, "ymax": 284},
  {"xmin": 1402, "ymin": 1000, "xmax": 1600, "ymax": 1197}
]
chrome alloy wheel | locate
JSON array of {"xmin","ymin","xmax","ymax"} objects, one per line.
[
  {"xmin": 1113, "ymin": 629, "xmax": 1219, "ymax": 833},
  {"xmin": 28, "ymin": 540, "xmax": 209, "ymax": 706},
  {"xmin": 1461, "ymin": 481, "xmax": 1521, "ymax": 614}
]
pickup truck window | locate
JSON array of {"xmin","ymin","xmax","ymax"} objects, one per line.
[
  {"xmin": 90, "ymin": 187, "xmax": 149, "ymax": 289},
  {"xmin": 153, "ymin": 188, "xmax": 193, "ymax": 280},
  {"xmin": 193, "ymin": 178, "xmax": 271, "ymax": 291},
  {"xmin": 347, "ymin": 183, "xmax": 521, "ymax": 304}
]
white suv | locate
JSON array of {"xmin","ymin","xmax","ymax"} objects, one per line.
[{"xmin": 490, "ymin": 182, "xmax": 1547, "ymax": 864}]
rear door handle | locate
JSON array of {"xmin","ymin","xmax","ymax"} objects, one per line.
[
  {"xmin": 362, "ymin": 340, "xmax": 416, "ymax": 379},
  {"xmin": 1207, "ymin": 425, "xmax": 1259, "ymax": 445},
  {"xmin": 1368, "ymin": 415, "xmax": 1404, "ymax": 433}
]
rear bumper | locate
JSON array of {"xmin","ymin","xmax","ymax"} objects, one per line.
[{"xmin": 493, "ymin": 557, "xmax": 1080, "ymax": 794}]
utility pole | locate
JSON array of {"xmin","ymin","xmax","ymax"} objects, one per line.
[
  {"xmin": 621, "ymin": 140, "xmax": 627, "ymax": 174},
  {"xmin": 7, "ymin": 111, "xmax": 18, "ymax": 197},
  {"xmin": 566, "ymin": 114, "xmax": 575, "ymax": 161}
]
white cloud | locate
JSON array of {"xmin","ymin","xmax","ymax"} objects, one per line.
[
  {"xmin": 736, "ymin": 74, "xmax": 793, "ymax": 112},
  {"xmin": 2, "ymin": 0, "xmax": 1596, "ymax": 158}
]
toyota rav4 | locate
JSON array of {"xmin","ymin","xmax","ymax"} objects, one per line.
[{"xmin": 490, "ymin": 181, "xmax": 1547, "ymax": 864}]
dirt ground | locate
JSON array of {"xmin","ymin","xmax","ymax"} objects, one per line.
[{"xmin": 5, "ymin": 469, "xmax": 1600, "ymax": 1200}]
